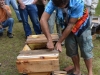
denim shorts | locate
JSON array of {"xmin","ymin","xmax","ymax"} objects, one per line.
[{"xmin": 65, "ymin": 27, "xmax": 93, "ymax": 59}]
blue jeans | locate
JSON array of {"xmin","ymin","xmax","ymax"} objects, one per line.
[
  {"xmin": 5, "ymin": 0, "xmax": 22, "ymax": 21},
  {"xmin": 18, "ymin": 4, "xmax": 41, "ymax": 36},
  {"xmin": 2, "ymin": 18, "xmax": 14, "ymax": 33}
]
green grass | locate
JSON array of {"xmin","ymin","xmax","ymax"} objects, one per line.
[
  {"xmin": 95, "ymin": 0, "xmax": 100, "ymax": 16},
  {"xmin": 0, "ymin": 2, "xmax": 100, "ymax": 75}
]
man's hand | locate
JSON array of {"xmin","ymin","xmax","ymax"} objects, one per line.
[
  {"xmin": 55, "ymin": 42, "xmax": 62, "ymax": 52},
  {"xmin": 17, "ymin": 0, "xmax": 26, "ymax": 9},
  {"xmin": 47, "ymin": 40, "xmax": 54, "ymax": 50},
  {"xmin": 20, "ymin": 3, "xmax": 26, "ymax": 9}
]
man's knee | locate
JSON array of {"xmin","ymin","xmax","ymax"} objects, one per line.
[{"xmin": 8, "ymin": 18, "xmax": 14, "ymax": 23}]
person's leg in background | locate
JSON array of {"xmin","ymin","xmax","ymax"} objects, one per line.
[
  {"xmin": 2, "ymin": 18, "xmax": 14, "ymax": 38},
  {"xmin": 56, "ymin": 20, "xmax": 62, "ymax": 37},
  {"xmin": 28, "ymin": 4, "xmax": 41, "ymax": 34},
  {"xmin": 5, "ymin": 0, "xmax": 22, "ymax": 22},
  {"xmin": 10, "ymin": 0, "xmax": 22, "ymax": 22},
  {"xmin": 90, "ymin": 15, "xmax": 93, "ymax": 29},
  {"xmin": 18, "ymin": 5, "xmax": 32, "ymax": 37},
  {"xmin": 5, "ymin": 0, "xmax": 10, "ymax": 6},
  {"xmin": 48, "ymin": 11, "xmax": 56, "ymax": 34},
  {"xmin": 36, "ymin": 4, "xmax": 45, "ymax": 20}
]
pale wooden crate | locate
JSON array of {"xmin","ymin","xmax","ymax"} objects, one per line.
[
  {"xmin": 16, "ymin": 34, "xmax": 59, "ymax": 74},
  {"xmin": 16, "ymin": 49, "xmax": 59, "ymax": 74}
]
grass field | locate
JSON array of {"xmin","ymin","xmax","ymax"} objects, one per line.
[{"xmin": 0, "ymin": 2, "xmax": 100, "ymax": 75}]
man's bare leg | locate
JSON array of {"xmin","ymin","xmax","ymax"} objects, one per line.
[
  {"xmin": 71, "ymin": 55, "xmax": 81, "ymax": 75},
  {"xmin": 84, "ymin": 58, "xmax": 93, "ymax": 75}
]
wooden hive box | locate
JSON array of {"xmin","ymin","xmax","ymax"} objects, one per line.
[
  {"xmin": 16, "ymin": 49, "xmax": 59, "ymax": 74},
  {"xmin": 16, "ymin": 34, "xmax": 59, "ymax": 74}
]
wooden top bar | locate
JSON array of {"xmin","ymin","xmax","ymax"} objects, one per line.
[{"xmin": 17, "ymin": 49, "xmax": 59, "ymax": 60}]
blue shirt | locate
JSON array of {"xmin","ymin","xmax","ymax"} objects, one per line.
[
  {"xmin": 45, "ymin": 0, "xmax": 84, "ymax": 18},
  {"xmin": 44, "ymin": 0, "xmax": 89, "ymax": 37}
]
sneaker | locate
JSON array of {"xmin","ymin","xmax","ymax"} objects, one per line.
[
  {"xmin": 7, "ymin": 32, "xmax": 13, "ymax": 38},
  {"xmin": 19, "ymin": 20, "xmax": 22, "ymax": 22}
]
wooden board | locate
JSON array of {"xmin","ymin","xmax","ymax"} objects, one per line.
[
  {"xmin": 52, "ymin": 71, "xmax": 67, "ymax": 75},
  {"xmin": 18, "ymin": 49, "xmax": 59, "ymax": 60},
  {"xmin": 16, "ymin": 59, "xmax": 59, "ymax": 73},
  {"xmin": 26, "ymin": 34, "xmax": 59, "ymax": 44},
  {"xmin": 92, "ymin": 20, "xmax": 100, "ymax": 24},
  {"xmin": 17, "ymin": 49, "xmax": 59, "ymax": 60},
  {"xmin": 28, "ymin": 72, "xmax": 51, "ymax": 75}
]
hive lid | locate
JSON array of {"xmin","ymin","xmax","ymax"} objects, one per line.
[{"xmin": 26, "ymin": 34, "xmax": 59, "ymax": 44}]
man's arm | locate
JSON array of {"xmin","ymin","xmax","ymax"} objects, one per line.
[
  {"xmin": 55, "ymin": 18, "xmax": 78, "ymax": 52},
  {"xmin": 40, "ymin": 12, "xmax": 54, "ymax": 50},
  {"xmin": 40, "ymin": 0, "xmax": 56, "ymax": 50},
  {"xmin": 58, "ymin": 18, "xmax": 78, "ymax": 43},
  {"xmin": 32, "ymin": 0, "xmax": 38, "ymax": 4},
  {"xmin": 17, "ymin": 0, "xmax": 23, "ymax": 5}
]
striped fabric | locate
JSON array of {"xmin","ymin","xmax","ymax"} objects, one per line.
[{"xmin": 72, "ymin": 8, "xmax": 89, "ymax": 36}]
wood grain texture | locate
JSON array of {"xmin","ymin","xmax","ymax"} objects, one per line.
[
  {"xmin": 18, "ymin": 50, "xmax": 59, "ymax": 60},
  {"xmin": 16, "ymin": 59, "xmax": 59, "ymax": 73},
  {"xmin": 26, "ymin": 34, "xmax": 59, "ymax": 44}
]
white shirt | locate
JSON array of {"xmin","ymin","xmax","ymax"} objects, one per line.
[
  {"xmin": 83, "ymin": 0, "xmax": 92, "ymax": 6},
  {"xmin": 22, "ymin": 0, "xmax": 34, "ymax": 5}
]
